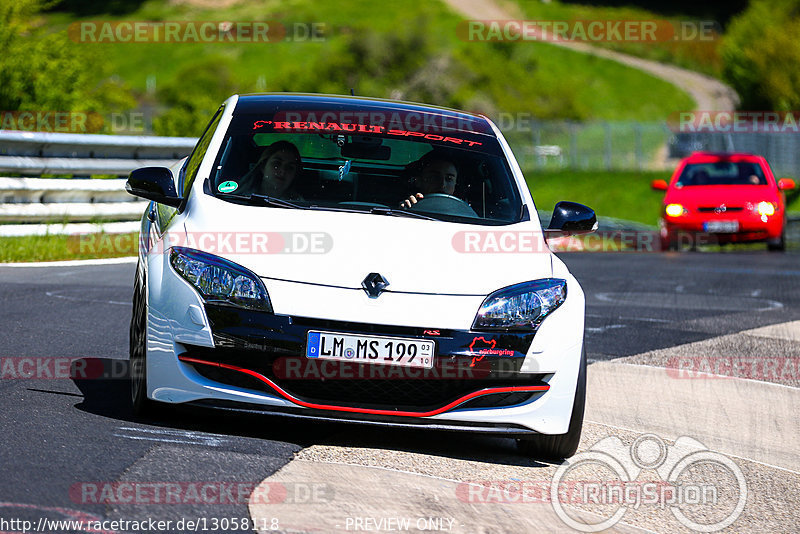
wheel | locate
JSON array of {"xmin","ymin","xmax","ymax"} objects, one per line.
[
  {"xmin": 130, "ymin": 262, "xmax": 155, "ymax": 416},
  {"xmin": 409, "ymin": 193, "xmax": 477, "ymax": 217},
  {"xmin": 767, "ymin": 227, "xmax": 786, "ymax": 251},
  {"xmin": 517, "ymin": 348, "xmax": 586, "ymax": 460}
]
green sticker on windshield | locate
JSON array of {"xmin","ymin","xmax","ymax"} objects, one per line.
[{"xmin": 218, "ymin": 181, "xmax": 238, "ymax": 193}]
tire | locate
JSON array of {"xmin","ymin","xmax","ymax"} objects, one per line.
[
  {"xmin": 130, "ymin": 262, "xmax": 155, "ymax": 416},
  {"xmin": 767, "ymin": 228, "xmax": 786, "ymax": 252},
  {"xmin": 517, "ymin": 348, "xmax": 586, "ymax": 460}
]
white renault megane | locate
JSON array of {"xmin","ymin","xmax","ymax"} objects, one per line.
[{"xmin": 127, "ymin": 93, "xmax": 596, "ymax": 459}]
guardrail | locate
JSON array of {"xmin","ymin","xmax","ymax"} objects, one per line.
[{"xmin": 0, "ymin": 131, "xmax": 196, "ymax": 236}]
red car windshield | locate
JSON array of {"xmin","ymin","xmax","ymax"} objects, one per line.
[{"xmin": 676, "ymin": 162, "xmax": 767, "ymax": 187}]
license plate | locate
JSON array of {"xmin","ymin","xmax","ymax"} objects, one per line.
[
  {"xmin": 703, "ymin": 221, "xmax": 739, "ymax": 233},
  {"xmin": 306, "ymin": 331, "xmax": 435, "ymax": 369}
]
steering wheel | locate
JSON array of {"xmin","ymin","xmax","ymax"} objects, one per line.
[{"xmin": 410, "ymin": 193, "xmax": 478, "ymax": 217}]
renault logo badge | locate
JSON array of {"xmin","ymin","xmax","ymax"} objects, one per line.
[{"xmin": 362, "ymin": 273, "xmax": 389, "ymax": 298}]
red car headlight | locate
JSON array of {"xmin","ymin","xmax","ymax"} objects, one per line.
[
  {"xmin": 756, "ymin": 201, "xmax": 776, "ymax": 217},
  {"xmin": 665, "ymin": 203, "xmax": 687, "ymax": 217}
]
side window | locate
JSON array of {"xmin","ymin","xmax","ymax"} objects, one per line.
[{"xmin": 181, "ymin": 106, "xmax": 224, "ymax": 198}]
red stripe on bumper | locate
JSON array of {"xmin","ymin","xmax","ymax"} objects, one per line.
[{"xmin": 178, "ymin": 355, "xmax": 549, "ymax": 417}]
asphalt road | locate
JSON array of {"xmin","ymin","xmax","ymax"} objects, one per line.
[{"xmin": 0, "ymin": 251, "xmax": 797, "ymax": 532}]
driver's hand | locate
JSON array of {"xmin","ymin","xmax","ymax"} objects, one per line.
[{"xmin": 400, "ymin": 193, "xmax": 424, "ymax": 209}]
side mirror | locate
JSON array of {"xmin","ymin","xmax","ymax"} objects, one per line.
[
  {"xmin": 546, "ymin": 201, "xmax": 597, "ymax": 235},
  {"xmin": 126, "ymin": 167, "xmax": 182, "ymax": 207},
  {"xmin": 778, "ymin": 178, "xmax": 796, "ymax": 190},
  {"xmin": 651, "ymin": 179, "xmax": 668, "ymax": 191}
]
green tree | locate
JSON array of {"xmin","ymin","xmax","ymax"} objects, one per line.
[
  {"xmin": 0, "ymin": 0, "xmax": 135, "ymax": 125},
  {"xmin": 722, "ymin": 0, "xmax": 800, "ymax": 110},
  {"xmin": 151, "ymin": 57, "xmax": 238, "ymax": 137},
  {"xmin": 273, "ymin": 20, "xmax": 587, "ymax": 120}
]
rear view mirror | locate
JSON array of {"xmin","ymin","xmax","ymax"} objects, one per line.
[
  {"xmin": 651, "ymin": 179, "xmax": 668, "ymax": 191},
  {"xmin": 126, "ymin": 167, "xmax": 182, "ymax": 207},
  {"xmin": 778, "ymin": 178, "xmax": 796, "ymax": 190},
  {"xmin": 341, "ymin": 136, "xmax": 391, "ymax": 160},
  {"xmin": 546, "ymin": 201, "xmax": 597, "ymax": 235}
]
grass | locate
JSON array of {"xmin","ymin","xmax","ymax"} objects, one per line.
[
  {"xmin": 526, "ymin": 169, "xmax": 800, "ymax": 252},
  {"xmin": 43, "ymin": 0, "xmax": 694, "ymax": 123},
  {"xmin": 505, "ymin": 0, "xmax": 722, "ymax": 77},
  {"xmin": 505, "ymin": 121, "xmax": 671, "ymax": 176},
  {"xmin": 0, "ymin": 232, "xmax": 138, "ymax": 262},
  {"xmin": 525, "ymin": 169, "xmax": 671, "ymax": 226}
]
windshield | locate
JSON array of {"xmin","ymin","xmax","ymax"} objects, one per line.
[
  {"xmin": 207, "ymin": 111, "xmax": 524, "ymax": 225},
  {"xmin": 676, "ymin": 162, "xmax": 767, "ymax": 187}
]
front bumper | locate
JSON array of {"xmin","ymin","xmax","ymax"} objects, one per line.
[
  {"xmin": 662, "ymin": 211, "xmax": 783, "ymax": 244},
  {"xmin": 179, "ymin": 305, "xmax": 550, "ymax": 416},
  {"xmin": 144, "ymin": 259, "xmax": 586, "ymax": 434}
]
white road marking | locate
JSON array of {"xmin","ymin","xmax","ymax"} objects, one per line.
[
  {"xmin": 584, "ymin": 417, "xmax": 800, "ymax": 476},
  {"xmin": 586, "ymin": 324, "xmax": 625, "ymax": 334},
  {"xmin": 0, "ymin": 256, "xmax": 137, "ymax": 267},
  {"xmin": 113, "ymin": 426, "xmax": 229, "ymax": 447},
  {"xmin": 587, "ymin": 314, "xmax": 671, "ymax": 323},
  {"xmin": 594, "ymin": 291, "xmax": 783, "ymax": 312},
  {"xmin": 586, "ymin": 359, "xmax": 800, "ymax": 471},
  {"xmin": 45, "ymin": 290, "xmax": 128, "ymax": 306},
  {"xmin": 249, "ymin": 459, "xmax": 656, "ymax": 534}
]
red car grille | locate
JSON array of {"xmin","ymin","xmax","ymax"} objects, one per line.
[{"xmin": 697, "ymin": 206, "xmax": 743, "ymax": 213}]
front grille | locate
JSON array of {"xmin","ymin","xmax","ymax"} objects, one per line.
[
  {"xmin": 182, "ymin": 346, "xmax": 547, "ymax": 412},
  {"xmin": 270, "ymin": 375, "xmax": 545, "ymax": 411},
  {"xmin": 457, "ymin": 391, "xmax": 542, "ymax": 409},
  {"xmin": 697, "ymin": 206, "xmax": 743, "ymax": 213}
]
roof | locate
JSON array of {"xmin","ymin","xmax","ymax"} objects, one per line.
[
  {"xmin": 233, "ymin": 93, "xmax": 494, "ymax": 136},
  {"xmin": 686, "ymin": 151, "xmax": 765, "ymax": 161}
]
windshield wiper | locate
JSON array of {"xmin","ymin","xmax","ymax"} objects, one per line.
[
  {"xmin": 306, "ymin": 204, "xmax": 437, "ymax": 220},
  {"xmin": 221, "ymin": 193, "xmax": 306, "ymax": 210},
  {"xmin": 369, "ymin": 207, "xmax": 436, "ymax": 220}
]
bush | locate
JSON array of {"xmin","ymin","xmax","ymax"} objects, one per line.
[
  {"xmin": 0, "ymin": 0, "xmax": 136, "ymax": 120},
  {"xmin": 271, "ymin": 20, "xmax": 588, "ymax": 120},
  {"xmin": 152, "ymin": 57, "xmax": 238, "ymax": 137},
  {"xmin": 722, "ymin": 0, "xmax": 800, "ymax": 110}
]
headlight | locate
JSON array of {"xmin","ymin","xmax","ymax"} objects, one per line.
[
  {"xmin": 473, "ymin": 279, "xmax": 566, "ymax": 331},
  {"xmin": 665, "ymin": 203, "xmax": 686, "ymax": 217},
  {"xmin": 169, "ymin": 247, "xmax": 272, "ymax": 312},
  {"xmin": 756, "ymin": 201, "xmax": 776, "ymax": 216}
]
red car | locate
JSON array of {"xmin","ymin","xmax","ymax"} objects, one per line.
[{"xmin": 652, "ymin": 152, "xmax": 795, "ymax": 251}]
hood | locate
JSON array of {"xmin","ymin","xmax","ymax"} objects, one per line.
[{"xmin": 179, "ymin": 195, "xmax": 552, "ymax": 296}]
